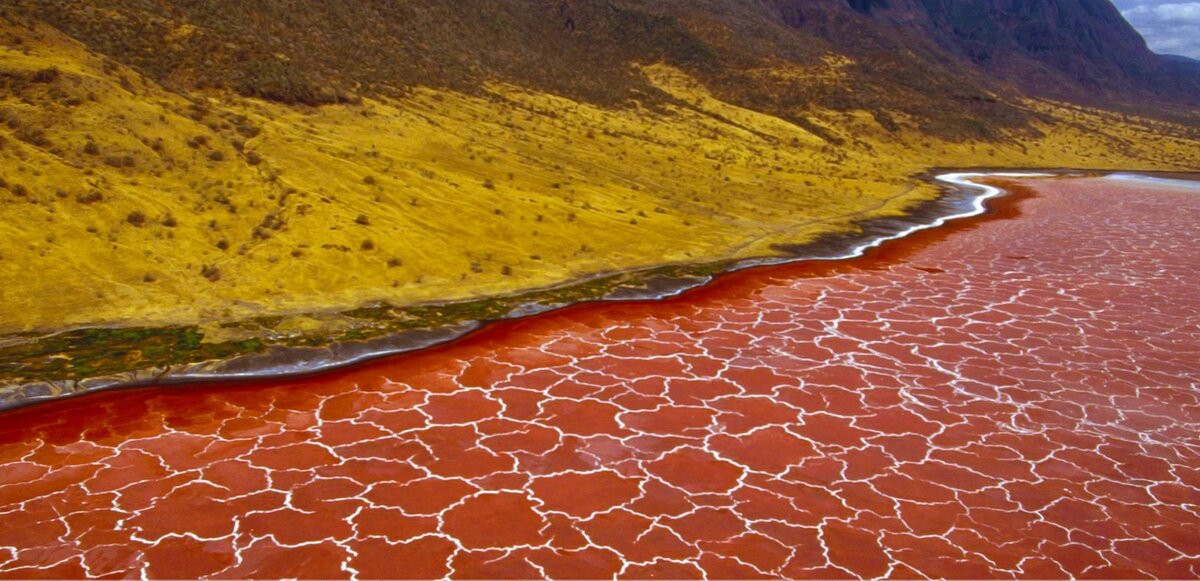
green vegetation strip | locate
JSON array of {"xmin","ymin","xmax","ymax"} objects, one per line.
[{"xmin": 0, "ymin": 261, "xmax": 730, "ymax": 386}]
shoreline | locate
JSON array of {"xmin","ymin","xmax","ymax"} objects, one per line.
[{"xmin": 0, "ymin": 169, "xmax": 1190, "ymax": 412}]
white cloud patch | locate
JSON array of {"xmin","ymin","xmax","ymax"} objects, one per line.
[{"xmin": 1120, "ymin": 1, "xmax": 1200, "ymax": 58}]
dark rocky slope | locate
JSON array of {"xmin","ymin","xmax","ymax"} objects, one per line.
[
  {"xmin": 5, "ymin": 0, "xmax": 1197, "ymax": 125},
  {"xmin": 777, "ymin": 0, "xmax": 1197, "ymax": 105}
]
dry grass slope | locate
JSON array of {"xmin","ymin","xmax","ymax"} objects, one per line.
[{"xmin": 0, "ymin": 20, "xmax": 1197, "ymax": 339}]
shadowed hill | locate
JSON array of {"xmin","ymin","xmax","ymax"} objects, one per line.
[
  {"xmin": 776, "ymin": 0, "xmax": 1198, "ymax": 106},
  {"xmin": 912, "ymin": 0, "xmax": 1199, "ymax": 105},
  {"xmin": 5, "ymin": 0, "xmax": 1034, "ymax": 138},
  {"xmin": 14, "ymin": 0, "xmax": 1196, "ymax": 126}
]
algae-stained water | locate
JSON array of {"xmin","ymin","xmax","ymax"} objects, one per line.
[{"xmin": 1, "ymin": 176, "xmax": 1199, "ymax": 578}]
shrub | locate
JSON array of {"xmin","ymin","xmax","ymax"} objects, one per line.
[
  {"xmin": 30, "ymin": 67, "xmax": 59, "ymax": 83},
  {"xmin": 126, "ymin": 211, "xmax": 147, "ymax": 227},
  {"xmin": 16, "ymin": 127, "xmax": 49, "ymax": 147},
  {"xmin": 76, "ymin": 191, "xmax": 103, "ymax": 204},
  {"xmin": 104, "ymin": 155, "xmax": 134, "ymax": 168},
  {"xmin": 236, "ymin": 124, "xmax": 261, "ymax": 138}
]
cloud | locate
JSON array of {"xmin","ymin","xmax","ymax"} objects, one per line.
[{"xmin": 1120, "ymin": 2, "xmax": 1200, "ymax": 59}]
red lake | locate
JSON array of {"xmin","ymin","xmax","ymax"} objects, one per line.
[{"xmin": 1, "ymin": 175, "xmax": 1198, "ymax": 579}]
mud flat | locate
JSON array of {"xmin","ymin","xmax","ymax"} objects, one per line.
[
  {"xmin": 0, "ymin": 171, "xmax": 1047, "ymax": 410},
  {"xmin": 1, "ymin": 173, "xmax": 1198, "ymax": 578}
]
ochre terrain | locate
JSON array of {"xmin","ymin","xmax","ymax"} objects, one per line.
[{"xmin": 2, "ymin": 19, "xmax": 1197, "ymax": 339}]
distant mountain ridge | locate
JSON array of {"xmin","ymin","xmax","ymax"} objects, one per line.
[
  {"xmin": 777, "ymin": 0, "xmax": 1198, "ymax": 105},
  {"xmin": 1162, "ymin": 54, "xmax": 1200, "ymax": 76}
]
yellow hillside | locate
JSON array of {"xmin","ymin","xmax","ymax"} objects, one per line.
[{"xmin": 1, "ymin": 22, "xmax": 1197, "ymax": 335}]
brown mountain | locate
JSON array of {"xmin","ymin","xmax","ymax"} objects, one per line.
[
  {"xmin": 913, "ymin": 0, "xmax": 1196, "ymax": 104},
  {"xmin": 780, "ymin": 0, "xmax": 1197, "ymax": 104},
  {"xmin": 9, "ymin": 0, "xmax": 1196, "ymax": 129}
]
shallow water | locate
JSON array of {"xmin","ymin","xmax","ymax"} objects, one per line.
[{"xmin": 1, "ymin": 175, "xmax": 1198, "ymax": 578}]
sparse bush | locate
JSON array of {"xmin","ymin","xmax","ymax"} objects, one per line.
[
  {"xmin": 360, "ymin": 239, "xmax": 375, "ymax": 251},
  {"xmin": 246, "ymin": 151, "xmax": 263, "ymax": 166},
  {"xmin": 200, "ymin": 265, "xmax": 221, "ymax": 281},
  {"xmin": 482, "ymin": 179, "xmax": 495, "ymax": 190},
  {"xmin": 82, "ymin": 141, "xmax": 100, "ymax": 155},
  {"xmin": 104, "ymin": 155, "xmax": 134, "ymax": 168},
  {"xmin": 187, "ymin": 103, "xmax": 209, "ymax": 121},
  {"xmin": 362, "ymin": 175, "xmax": 376, "ymax": 185},
  {"xmin": 355, "ymin": 214, "xmax": 371, "ymax": 226},
  {"xmin": 208, "ymin": 150, "xmax": 225, "ymax": 162},
  {"xmin": 236, "ymin": 124, "xmax": 261, "ymax": 138},
  {"xmin": 16, "ymin": 127, "xmax": 50, "ymax": 148},
  {"xmin": 76, "ymin": 191, "xmax": 103, "ymax": 204},
  {"xmin": 126, "ymin": 211, "xmax": 147, "ymax": 227},
  {"xmin": 30, "ymin": 67, "xmax": 59, "ymax": 83}
]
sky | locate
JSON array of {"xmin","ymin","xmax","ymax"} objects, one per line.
[{"xmin": 1112, "ymin": 0, "xmax": 1200, "ymax": 59}]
